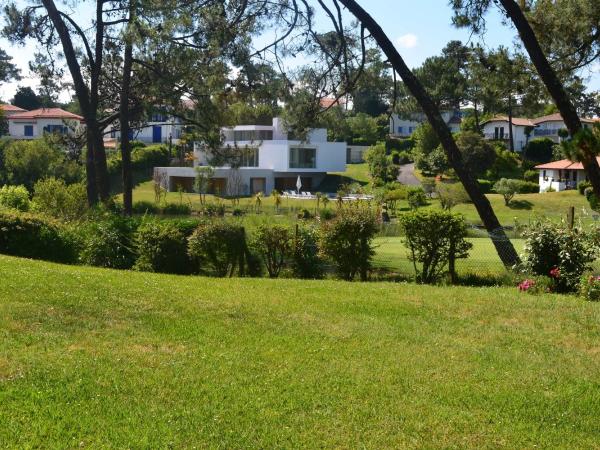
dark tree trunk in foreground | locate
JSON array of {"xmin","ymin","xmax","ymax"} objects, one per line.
[
  {"xmin": 499, "ymin": 0, "xmax": 600, "ymax": 197},
  {"xmin": 508, "ymin": 94, "xmax": 515, "ymax": 152},
  {"xmin": 338, "ymin": 0, "xmax": 520, "ymax": 267},
  {"xmin": 119, "ymin": 28, "xmax": 134, "ymax": 216}
]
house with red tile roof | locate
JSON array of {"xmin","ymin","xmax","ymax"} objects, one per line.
[
  {"xmin": 534, "ymin": 157, "xmax": 600, "ymax": 192},
  {"xmin": 0, "ymin": 104, "xmax": 27, "ymax": 117},
  {"xmin": 531, "ymin": 113, "xmax": 597, "ymax": 143},
  {"xmin": 7, "ymin": 107, "xmax": 84, "ymax": 139}
]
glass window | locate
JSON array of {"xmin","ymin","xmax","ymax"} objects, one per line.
[
  {"xmin": 241, "ymin": 148, "xmax": 259, "ymax": 167},
  {"xmin": 233, "ymin": 130, "xmax": 273, "ymax": 141},
  {"xmin": 289, "ymin": 147, "xmax": 316, "ymax": 169},
  {"xmin": 397, "ymin": 126, "xmax": 403, "ymax": 134},
  {"xmin": 24, "ymin": 125, "xmax": 33, "ymax": 136}
]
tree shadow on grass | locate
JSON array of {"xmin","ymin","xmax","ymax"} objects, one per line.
[{"xmin": 508, "ymin": 199, "xmax": 533, "ymax": 210}]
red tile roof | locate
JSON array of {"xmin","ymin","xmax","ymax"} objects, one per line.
[
  {"xmin": 533, "ymin": 112, "xmax": 596, "ymax": 124},
  {"xmin": 0, "ymin": 104, "xmax": 26, "ymax": 112},
  {"xmin": 482, "ymin": 116, "xmax": 536, "ymax": 127},
  {"xmin": 8, "ymin": 107, "xmax": 83, "ymax": 121},
  {"xmin": 534, "ymin": 157, "xmax": 600, "ymax": 170}
]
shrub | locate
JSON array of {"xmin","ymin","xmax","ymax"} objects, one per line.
[
  {"xmin": 292, "ymin": 226, "xmax": 324, "ymax": 279},
  {"xmin": 521, "ymin": 220, "xmax": 597, "ymax": 293},
  {"xmin": 0, "ymin": 211, "xmax": 77, "ymax": 263},
  {"xmin": 319, "ymin": 208, "xmax": 336, "ymax": 220},
  {"xmin": 578, "ymin": 180, "xmax": 591, "ymax": 195},
  {"xmin": 133, "ymin": 220, "xmax": 191, "ymax": 274},
  {"xmin": 579, "ymin": 275, "xmax": 600, "ymax": 301},
  {"xmin": 435, "ymin": 183, "xmax": 470, "ymax": 210},
  {"xmin": 132, "ymin": 201, "xmax": 159, "ymax": 215},
  {"xmin": 456, "ymin": 131, "xmax": 497, "ymax": 177},
  {"xmin": 79, "ymin": 215, "xmax": 138, "ymax": 269},
  {"xmin": 188, "ymin": 221, "xmax": 248, "ymax": 277},
  {"xmin": 0, "ymin": 185, "xmax": 30, "ymax": 211},
  {"xmin": 493, "ymin": 178, "xmax": 522, "ymax": 205},
  {"xmin": 32, "ymin": 178, "xmax": 87, "ymax": 221},
  {"xmin": 298, "ymin": 208, "xmax": 313, "ymax": 220},
  {"xmin": 319, "ymin": 206, "xmax": 379, "ymax": 281},
  {"xmin": 407, "ymin": 186, "xmax": 427, "ymax": 209},
  {"xmin": 523, "ymin": 170, "xmax": 538, "ymax": 183},
  {"xmin": 203, "ymin": 203, "xmax": 225, "ymax": 217},
  {"xmin": 399, "ymin": 210, "xmax": 472, "ymax": 284},
  {"xmin": 524, "ymin": 138, "xmax": 555, "ymax": 163},
  {"xmin": 131, "ymin": 145, "xmax": 170, "ymax": 171},
  {"xmin": 477, "ymin": 179, "xmax": 493, "ymax": 194},
  {"xmin": 364, "ymin": 143, "xmax": 400, "ymax": 185},
  {"xmin": 252, "ymin": 225, "xmax": 292, "ymax": 278},
  {"xmin": 161, "ymin": 202, "xmax": 191, "ymax": 216},
  {"xmin": 518, "ymin": 181, "xmax": 539, "ymax": 194}
]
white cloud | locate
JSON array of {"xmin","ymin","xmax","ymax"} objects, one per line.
[{"xmin": 396, "ymin": 33, "xmax": 418, "ymax": 49}]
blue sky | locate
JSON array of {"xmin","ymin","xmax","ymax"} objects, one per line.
[{"xmin": 0, "ymin": 0, "xmax": 598, "ymax": 102}]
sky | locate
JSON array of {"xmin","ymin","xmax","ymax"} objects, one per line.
[{"xmin": 0, "ymin": 0, "xmax": 598, "ymax": 102}]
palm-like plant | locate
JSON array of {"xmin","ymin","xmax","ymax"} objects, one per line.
[
  {"xmin": 272, "ymin": 190, "xmax": 282, "ymax": 214},
  {"xmin": 254, "ymin": 191, "xmax": 263, "ymax": 213}
]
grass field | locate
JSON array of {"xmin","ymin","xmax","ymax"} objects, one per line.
[{"xmin": 1, "ymin": 255, "xmax": 600, "ymax": 448}]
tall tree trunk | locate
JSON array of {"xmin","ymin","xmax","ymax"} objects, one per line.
[
  {"xmin": 119, "ymin": 15, "xmax": 134, "ymax": 216},
  {"xmin": 337, "ymin": 0, "xmax": 520, "ymax": 267},
  {"xmin": 499, "ymin": 0, "xmax": 600, "ymax": 197},
  {"xmin": 85, "ymin": 131, "xmax": 97, "ymax": 206},
  {"xmin": 508, "ymin": 93, "xmax": 515, "ymax": 152},
  {"xmin": 474, "ymin": 98, "xmax": 480, "ymax": 132}
]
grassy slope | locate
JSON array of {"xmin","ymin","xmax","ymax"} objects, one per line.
[{"xmin": 1, "ymin": 256, "xmax": 600, "ymax": 448}]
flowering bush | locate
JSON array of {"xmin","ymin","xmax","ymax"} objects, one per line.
[
  {"xmin": 579, "ymin": 275, "xmax": 600, "ymax": 301},
  {"xmin": 518, "ymin": 279, "xmax": 536, "ymax": 292},
  {"xmin": 517, "ymin": 276, "xmax": 554, "ymax": 295},
  {"xmin": 521, "ymin": 220, "xmax": 597, "ymax": 293}
]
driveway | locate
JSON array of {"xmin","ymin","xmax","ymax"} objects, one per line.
[{"xmin": 398, "ymin": 163, "xmax": 420, "ymax": 185}]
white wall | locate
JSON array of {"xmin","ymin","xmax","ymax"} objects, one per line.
[
  {"xmin": 533, "ymin": 120, "xmax": 565, "ymax": 143},
  {"xmin": 482, "ymin": 120, "xmax": 529, "ymax": 151},
  {"xmin": 538, "ymin": 168, "xmax": 584, "ymax": 192},
  {"xmin": 389, "ymin": 114, "xmax": 421, "ymax": 136},
  {"xmin": 9, "ymin": 118, "xmax": 82, "ymax": 139}
]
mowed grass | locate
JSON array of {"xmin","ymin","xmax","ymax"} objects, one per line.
[
  {"xmin": 1, "ymin": 256, "xmax": 600, "ymax": 448},
  {"xmin": 373, "ymin": 237, "xmax": 526, "ymax": 276}
]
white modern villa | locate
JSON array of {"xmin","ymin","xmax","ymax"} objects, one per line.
[
  {"xmin": 154, "ymin": 118, "xmax": 347, "ymax": 195},
  {"xmin": 389, "ymin": 110, "xmax": 462, "ymax": 137},
  {"xmin": 6, "ymin": 107, "xmax": 84, "ymax": 139}
]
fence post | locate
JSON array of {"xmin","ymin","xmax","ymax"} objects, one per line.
[{"xmin": 567, "ymin": 206, "xmax": 575, "ymax": 230}]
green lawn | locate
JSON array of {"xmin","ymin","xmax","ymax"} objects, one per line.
[{"xmin": 1, "ymin": 255, "xmax": 600, "ymax": 448}]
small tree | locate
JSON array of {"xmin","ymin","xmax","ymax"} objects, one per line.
[
  {"xmin": 293, "ymin": 226, "xmax": 325, "ymax": 279},
  {"xmin": 493, "ymin": 178, "xmax": 522, "ymax": 206},
  {"xmin": 399, "ymin": 210, "xmax": 472, "ymax": 283},
  {"xmin": 32, "ymin": 178, "xmax": 87, "ymax": 221},
  {"xmin": 407, "ymin": 186, "xmax": 428, "ymax": 210},
  {"xmin": 0, "ymin": 185, "xmax": 30, "ymax": 211},
  {"xmin": 319, "ymin": 206, "xmax": 379, "ymax": 281},
  {"xmin": 194, "ymin": 166, "xmax": 214, "ymax": 205},
  {"xmin": 253, "ymin": 225, "xmax": 292, "ymax": 278},
  {"xmin": 436, "ymin": 182, "xmax": 470, "ymax": 210},
  {"xmin": 364, "ymin": 142, "xmax": 400, "ymax": 186}
]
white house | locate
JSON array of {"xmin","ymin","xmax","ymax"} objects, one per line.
[
  {"xmin": 154, "ymin": 118, "xmax": 347, "ymax": 195},
  {"xmin": 532, "ymin": 113, "xmax": 597, "ymax": 143},
  {"xmin": 389, "ymin": 110, "xmax": 462, "ymax": 137},
  {"xmin": 7, "ymin": 107, "xmax": 84, "ymax": 139},
  {"xmin": 107, "ymin": 112, "xmax": 185, "ymax": 145},
  {"xmin": 534, "ymin": 158, "xmax": 597, "ymax": 192},
  {"xmin": 481, "ymin": 116, "xmax": 536, "ymax": 152}
]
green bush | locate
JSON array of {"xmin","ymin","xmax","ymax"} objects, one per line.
[
  {"xmin": 319, "ymin": 208, "xmax": 336, "ymax": 220},
  {"xmin": 131, "ymin": 145, "xmax": 170, "ymax": 171},
  {"xmin": 518, "ymin": 181, "xmax": 539, "ymax": 194},
  {"xmin": 578, "ymin": 180, "xmax": 591, "ymax": 195},
  {"xmin": 161, "ymin": 202, "xmax": 191, "ymax": 216},
  {"xmin": 0, "ymin": 211, "xmax": 77, "ymax": 263},
  {"xmin": 477, "ymin": 179, "xmax": 493, "ymax": 194},
  {"xmin": 79, "ymin": 215, "xmax": 138, "ymax": 269},
  {"xmin": 292, "ymin": 226, "xmax": 324, "ymax": 279},
  {"xmin": 523, "ymin": 138, "xmax": 555, "ymax": 163},
  {"xmin": 203, "ymin": 203, "xmax": 226, "ymax": 217},
  {"xmin": 407, "ymin": 186, "xmax": 428, "ymax": 209},
  {"xmin": 399, "ymin": 210, "xmax": 472, "ymax": 284},
  {"xmin": 364, "ymin": 143, "xmax": 400, "ymax": 186},
  {"xmin": 252, "ymin": 225, "xmax": 292, "ymax": 278},
  {"xmin": 435, "ymin": 182, "xmax": 470, "ymax": 210},
  {"xmin": 493, "ymin": 178, "xmax": 522, "ymax": 205},
  {"xmin": 188, "ymin": 221, "xmax": 248, "ymax": 277},
  {"xmin": 0, "ymin": 185, "xmax": 30, "ymax": 211},
  {"xmin": 523, "ymin": 170, "xmax": 538, "ymax": 183},
  {"xmin": 133, "ymin": 220, "xmax": 191, "ymax": 274},
  {"xmin": 521, "ymin": 220, "xmax": 597, "ymax": 293},
  {"xmin": 132, "ymin": 201, "xmax": 159, "ymax": 215},
  {"xmin": 319, "ymin": 206, "xmax": 379, "ymax": 281},
  {"xmin": 32, "ymin": 178, "xmax": 87, "ymax": 221},
  {"xmin": 579, "ymin": 275, "xmax": 600, "ymax": 301}
]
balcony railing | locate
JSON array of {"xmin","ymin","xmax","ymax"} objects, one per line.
[
  {"xmin": 533, "ymin": 129, "xmax": 560, "ymax": 136},
  {"xmin": 483, "ymin": 133, "xmax": 507, "ymax": 140}
]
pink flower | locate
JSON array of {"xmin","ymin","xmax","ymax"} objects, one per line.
[
  {"xmin": 549, "ymin": 267, "xmax": 560, "ymax": 279},
  {"xmin": 518, "ymin": 279, "xmax": 535, "ymax": 291}
]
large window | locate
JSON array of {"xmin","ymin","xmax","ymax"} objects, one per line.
[
  {"xmin": 43, "ymin": 125, "xmax": 67, "ymax": 134},
  {"xmin": 24, "ymin": 125, "xmax": 33, "ymax": 137},
  {"xmin": 241, "ymin": 147, "xmax": 259, "ymax": 167},
  {"xmin": 233, "ymin": 130, "xmax": 273, "ymax": 141},
  {"xmin": 289, "ymin": 147, "xmax": 316, "ymax": 169}
]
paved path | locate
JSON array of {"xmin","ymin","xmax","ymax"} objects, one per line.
[{"xmin": 398, "ymin": 163, "xmax": 421, "ymax": 185}]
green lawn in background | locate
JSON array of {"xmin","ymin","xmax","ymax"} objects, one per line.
[{"xmin": 1, "ymin": 255, "xmax": 599, "ymax": 448}]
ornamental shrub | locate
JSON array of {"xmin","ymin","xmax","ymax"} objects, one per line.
[
  {"xmin": 292, "ymin": 226, "xmax": 324, "ymax": 279},
  {"xmin": 578, "ymin": 180, "xmax": 591, "ymax": 195},
  {"xmin": 493, "ymin": 178, "xmax": 522, "ymax": 205},
  {"xmin": 188, "ymin": 221, "xmax": 248, "ymax": 277},
  {"xmin": 319, "ymin": 206, "xmax": 379, "ymax": 281},
  {"xmin": 0, "ymin": 211, "xmax": 77, "ymax": 263},
  {"xmin": 399, "ymin": 210, "xmax": 472, "ymax": 284},
  {"xmin": 161, "ymin": 202, "xmax": 191, "ymax": 216},
  {"xmin": 252, "ymin": 224, "xmax": 292, "ymax": 278},
  {"xmin": 407, "ymin": 186, "xmax": 427, "ymax": 210},
  {"xmin": 132, "ymin": 201, "xmax": 159, "ymax": 215},
  {"xmin": 133, "ymin": 220, "xmax": 191, "ymax": 274},
  {"xmin": 579, "ymin": 275, "xmax": 600, "ymax": 301},
  {"xmin": 0, "ymin": 185, "xmax": 30, "ymax": 211},
  {"xmin": 523, "ymin": 170, "xmax": 538, "ymax": 183},
  {"xmin": 32, "ymin": 178, "xmax": 87, "ymax": 221},
  {"xmin": 521, "ymin": 220, "xmax": 597, "ymax": 293},
  {"xmin": 435, "ymin": 182, "xmax": 470, "ymax": 210},
  {"xmin": 477, "ymin": 179, "xmax": 493, "ymax": 194},
  {"xmin": 79, "ymin": 215, "xmax": 138, "ymax": 269}
]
